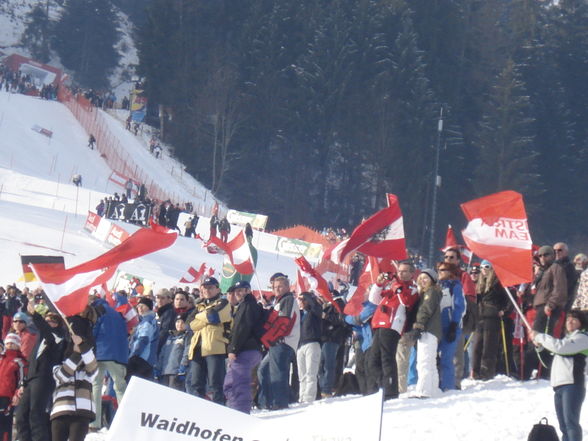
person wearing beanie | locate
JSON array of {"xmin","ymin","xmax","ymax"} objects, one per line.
[
  {"xmin": 405, "ymin": 269, "xmax": 442, "ymax": 398},
  {"xmin": 532, "ymin": 310, "xmax": 588, "ymax": 441},
  {"xmin": 0, "ymin": 332, "xmax": 27, "ymax": 441},
  {"xmin": 128, "ymin": 296, "xmax": 159, "ymax": 380}
]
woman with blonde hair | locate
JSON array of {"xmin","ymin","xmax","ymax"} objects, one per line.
[{"xmin": 472, "ymin": 260, "xmax": 508, "ymax": 380}]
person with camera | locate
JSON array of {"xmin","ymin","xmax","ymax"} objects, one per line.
[{"xmin": 366, "ymin": 262, "xmax": 419, "ymax": 400}]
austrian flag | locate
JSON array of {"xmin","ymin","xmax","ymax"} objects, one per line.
[
  {"xmin": 461, "ymin": 190, "xmax": 533, "ymax": 286},
  {"xmin": 207, "ymin": 230, "xmax": 255, "ymax": 275},
  {"xmin": 31, "ymin": 228, "xmax": 177, "ymax": 316}
]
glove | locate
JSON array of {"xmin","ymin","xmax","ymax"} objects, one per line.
[
  {"xmin": 177, "ymin": 365, "xmax": 187, "ymax": 376},
  {"xmin": 207, "ymin": 310, "xmax": 220, "ymax": 324},
  {"xmin": 405, "ymin": 328, "xmax": 422, "ymax": 345},
  {"xmin": 446, "ymin": 321, "xmax": 458, "ymax": 343}
]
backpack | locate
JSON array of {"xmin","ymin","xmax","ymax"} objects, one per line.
[{"xmin": 527, "ymin": 418, "xmax": 559, "ymax": 441}]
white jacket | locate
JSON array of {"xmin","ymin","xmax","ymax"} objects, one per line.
[{"xmin": 534, "ymin": 330, "xmax": 588, "ymax": 388}]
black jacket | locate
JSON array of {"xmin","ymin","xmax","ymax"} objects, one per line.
[
  {"xmin": 157, "ymin": 302, "xmax": 176, "ymax": 354},
  {"xmin": 299, "ymin": 296, "xmax": 322, "ymax": 346},
  {"xmin": 26, "ymin": 312, "xmax": 66, "ymax": 382},
  {"xmin": 228, "ymin": 293, "xmax": 263, "ymax": 354}
]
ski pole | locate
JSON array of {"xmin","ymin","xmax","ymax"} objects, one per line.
[{"xmin": 500, "ymin": 317, "xmax": 510, "ymax": 377}]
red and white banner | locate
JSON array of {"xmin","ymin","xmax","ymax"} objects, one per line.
[
  {"xmin": 32, "ymin": 228, "xmax": 177, "ymax": 316},
  {"xmin": 461, "ymin": 191, "xmax": 533, "ymax": 287},
  {"xmin": 295, "ymin": 256, "xmax": 340, "ymax": 312},
  {"xmin": 206, "ymin": 231, "xmax": 255, "ymax": 275},
  {"xmin": 327, "ymin": 194, "xmax": 407, "ymax": 264},
  {"xmin": 344, "ymin": 256, "xmax": 379, "ymax": 316},
  {"xmin": 179, "ymin": 263, "xmax": 207, "ymax": 284},
  {"xmin": 84, "ymin": 211, "xmax": 101, "ymax": 233}
]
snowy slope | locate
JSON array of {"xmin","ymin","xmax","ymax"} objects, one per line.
[{"xmin": 0, "ymin": 91, "xmax": 585, "ymax": 441}]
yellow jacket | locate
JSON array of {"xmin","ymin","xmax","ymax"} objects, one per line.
[{"xmin": 188, "ymin": 296, "xmax": 232, "ymax": 358}]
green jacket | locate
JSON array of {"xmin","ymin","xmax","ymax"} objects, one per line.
[{"xmin": 413, "ymin": 286, "xmax": 442, "ymax": 340}]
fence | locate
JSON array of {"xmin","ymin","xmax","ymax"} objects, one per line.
[{"xmin": 57, "ymin": 86, "xmax": 201, "ymax": 210}]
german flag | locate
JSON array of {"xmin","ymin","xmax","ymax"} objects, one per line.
[{"xmin": 20, "ymin": 255, "xmax": 65, "ymax": 282}]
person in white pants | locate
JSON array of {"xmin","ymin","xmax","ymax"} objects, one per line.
[
  {"xmin": 296, "ymin": 293, "xmax": 323, "ymax": 403},
  {"xmin": 406, "ymin": 269, "xmax": 443, "ymax": 398}
]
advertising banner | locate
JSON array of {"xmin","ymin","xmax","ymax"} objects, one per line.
[
  {"xmin": 226, "ymin": 209, "xmax": 268, "ymax": 231},
  {"xmin": 105, "ymin": 201, "xmax": 152, "ymax": 225}
]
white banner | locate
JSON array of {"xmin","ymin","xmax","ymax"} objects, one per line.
[
  {"xmin": 264, "ymin": 389, "xmax": 383, "ymax": 441},
  {"xmin": 107, "ymin": 377, "xmax": 273, "ymax": 441},
  {"xmin": 107, "ymin": 378, "xmax": 383, "ymax": 441}
]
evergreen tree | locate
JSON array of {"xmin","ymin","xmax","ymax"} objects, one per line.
[
  {"xmin": 473, "ymin": 59, "xmax": 541, "ymax": 211},
  {"xmin": 20, "ymin": 4, "xmax": 52, "ymax": 63},
  {"xmin": 53, "ymin": 0, "xmax": 120, "ymax": 88}
]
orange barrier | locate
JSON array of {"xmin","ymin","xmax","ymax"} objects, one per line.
[{"xmin": 57, "ymin": 86, "xmax": 206, "ymax": 212}]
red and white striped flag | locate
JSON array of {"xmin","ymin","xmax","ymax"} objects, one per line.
[
  {"xmin": 344, "ymin": 256, "xmax": 379, "ymax": 315},
  {"xmin": 461, "ymin": 191, "xmax": 533, "ymax": 287},
  {"xmin": 326, "ymin": 194, "xmax": 407, "ymax": 264},
  {"xmin": 206, "ymin": 230, "xmax": 255, "ymax": 274},
  {"xmin": 295, "ymin": 256, "xmax": 341, "ymax": 312},
  {"xmin": 32, "ymin": 228, "xmax": 177, "ymax": 316}
]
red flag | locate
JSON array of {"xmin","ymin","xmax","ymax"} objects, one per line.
[
  {"xmin": 327, "ymin": 194, "xmax": 407, "ymax": 264},
  {"xmin": 295, "ymin": 256, "xmax": 341, "ymax": 312},
  {"xmin": 179, "ymin": 263, "xmax": 207, "ymax": 284},
  {"xmin": 295, "ymin": 269, "xmax": 310, "ymax": 295},
  {"xmin": 344, "ymin": 256, "xmax": 379, "ymax": 315},
  {"xmin": 441, "ymin": 225, "xmax": 473, "ymax": 264},
  {"xmin": 461, "ymin": 191, "xmax": 533, "ymax": 286},
  {"xmin": 31, "ymin": 228, "xmax": 177, "ymax": 316},
  {"xmin": 206, "ymin": 230, "xmax": 255, "ymax": 274}
]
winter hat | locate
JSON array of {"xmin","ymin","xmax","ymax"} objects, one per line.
[
  {"xmin": 420, "ymin": 269, "xmax": 438, "ymax": 284},
  {"xmin": 480, "ymin": 260, "xmax": 493, "ymax": 268},
  {"xmin": 4, "ymin": 333, "xmax": 21, "ymax": 348},
  {"xmin": 13, "ymin": 312, "xmax": 30, "ymax": 325},
  {"xmin": 137, "ymin": 297, "xmax": 154, "ymax": 310}
]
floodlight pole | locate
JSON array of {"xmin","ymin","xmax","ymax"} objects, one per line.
[{"xmin": 427, "ymin": 106, "xmax": 443, "ymax": 266}]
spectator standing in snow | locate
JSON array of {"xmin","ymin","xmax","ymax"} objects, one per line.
[
  {"xmin": 88, "ymin": 134, "xmax": 96, "ymax": 150},
  {"xmin": 532, "ymin": 310, "xmax": 588, "ymax": 441}
]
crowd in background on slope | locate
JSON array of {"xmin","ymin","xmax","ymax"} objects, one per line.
[{"xmin": 0, "ymin": 239, "xmax": 586, "ymax": 440}]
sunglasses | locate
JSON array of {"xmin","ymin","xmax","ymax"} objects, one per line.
[
  {"xmin": 481, "ymin": 265, "xmax": 492, "ymax": 269},
  {"xmin": 538, "ymin": 253, "xmax": 552, "ymax": 258},
  {"xmin": 12, "ymin": 320, "xmax": 25, "ymax": 324},
  {"xmin": 554, "ymin": 249, "xmax": 564, "ymax": 253}
]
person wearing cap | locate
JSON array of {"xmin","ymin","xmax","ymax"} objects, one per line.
[
  {"xmin": 11, "ymin": 312, "xmax": 36, "ymax": 360},
  {"xmin": 405, "ymin": 268, "xmax": 442, "ymax": 398},
  {"xmin": 187, "ymin": 277, "xmax": 231, "ymax": 404},
  {"xmin": 223, "ymin": 281, "xmax": 264, "ymax": 413},
  {"xmin": 128, "ymin": 297, "xmax": 159, "ymax": 379},
  {"xmin": 257, "ymin": 273, "xmax": 300, "ymax": 410},
  {"xmin": 533, "ymin": 245, "xmax": 568, "ymax": 335},
  {"xmin": 531, "ymin": 310, "xmax": 588, "ymax": 441},
  {"xmin": 0, "ymin": 332, "xmax": 27, "ymax": 441},
  {"xmin": 471, "ymin": 260, "xmax": 508, "ymax": 380},
  {"xmin": 157, "ymin": 314, "xmax": 189, "ymax": 391},
  {"xmin": 88, "ymin": 295, "xmax": 129, "ymax": 432},
  {"xmin": 367, "ymin": 262, "xmax": 419, "ymax": 400}
]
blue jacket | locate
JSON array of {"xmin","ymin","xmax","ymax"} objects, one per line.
[
  {"xmin": 130, "ymin": 312, "xmax": 159, "ymax": 366},
  {"xmin": 439, "ymin": 279, "xmax": 466, "ymax": 330},
  {"xmin": 156, "ymin": 331, "xmax": 187, "ymax": 375},
  {"xmin": 92, "ymin": 299, "xmax": 129, "ymax": 365},
  {"xmin": 345, "ymin": 301, "xmax": 376, "ymax": 352}
]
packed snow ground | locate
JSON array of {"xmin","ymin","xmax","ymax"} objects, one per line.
[{"xmin": 0, "ymin": 91, "xmax": 584, "ymax": 440}]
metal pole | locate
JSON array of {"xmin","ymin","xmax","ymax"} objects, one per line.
[{"xmin": 427, "ymin": 106, "xmax": 443, "ymax": 266}]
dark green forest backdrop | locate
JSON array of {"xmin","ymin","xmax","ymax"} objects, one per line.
[{"xmin": 21, "ymin": 0, "xmax": 588, "ymax": 255}]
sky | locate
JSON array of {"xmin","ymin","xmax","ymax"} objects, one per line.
[{"xmin": 0, "ymin": 90, "xmax": 584, "ymax": 441}]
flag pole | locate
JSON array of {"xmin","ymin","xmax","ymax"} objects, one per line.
[{"xmin": 503, "ymin": 287, "xmax": 532, "ymax": 332}]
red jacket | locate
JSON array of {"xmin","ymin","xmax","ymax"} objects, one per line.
[
  {"xmin": 369, "ymin": 280, "xmax": 419, "ymax": 334},
  {"xmin": 0, "ymin": 349, "xmax": 27, "ymax": 399}
]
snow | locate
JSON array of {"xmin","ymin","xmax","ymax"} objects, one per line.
[{"xmin": 0, "ymin": 90, "xmax": 585, "ymax": 440}]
